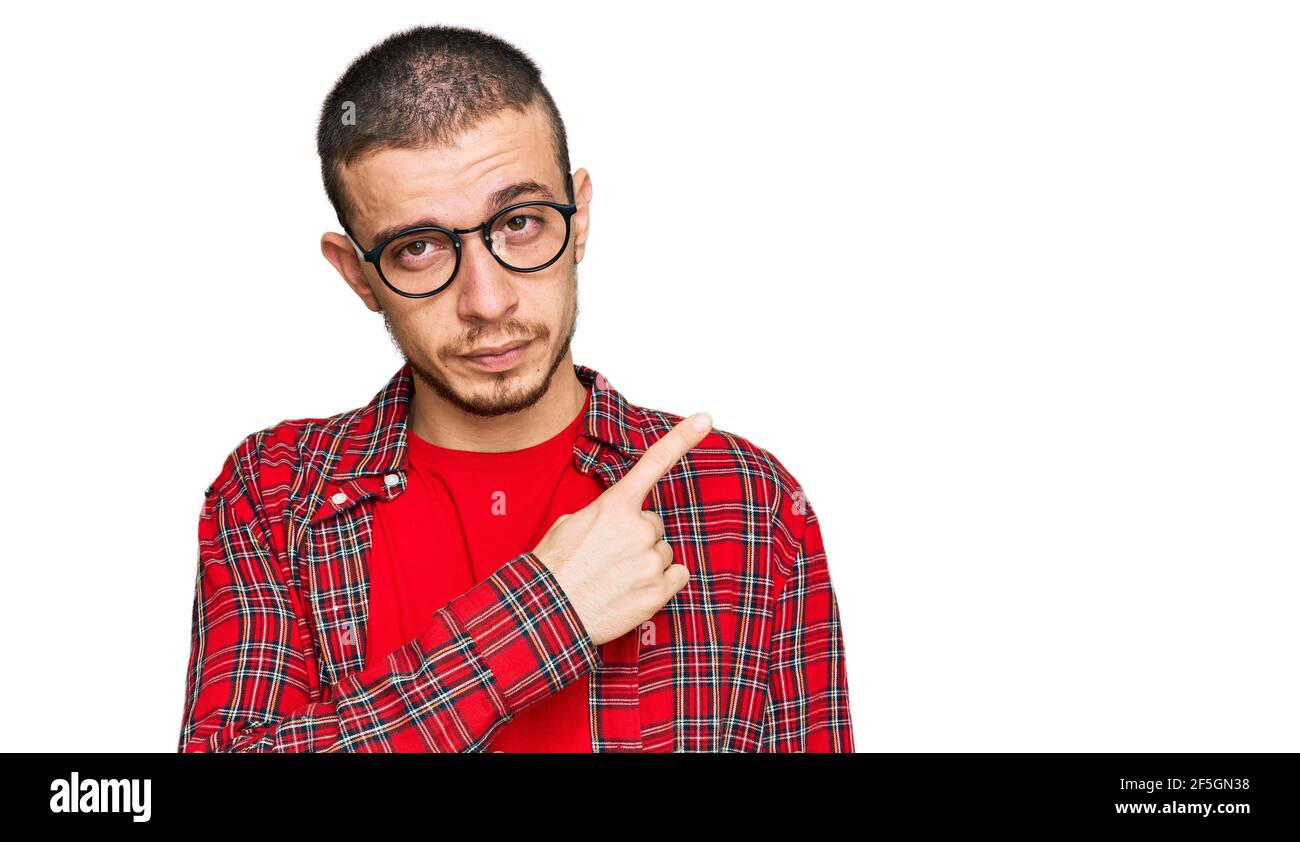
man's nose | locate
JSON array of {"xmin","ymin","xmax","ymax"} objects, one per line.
[{"xmin": 454, "ymin": 229, "xmax": 518, "ymax": 318}]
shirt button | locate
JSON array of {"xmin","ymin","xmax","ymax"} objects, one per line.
[
  {"xmin": 331, "ymin": 492, "xmax": 348, "ymax": 505},
  {"xmin": 384, "ymin": 473, "xmax": 399, "ymax": 487}
]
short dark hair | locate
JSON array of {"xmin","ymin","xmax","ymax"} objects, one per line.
[{"xmin": 316, "ymin": 25, "xmax": 572, "ymax": 233}]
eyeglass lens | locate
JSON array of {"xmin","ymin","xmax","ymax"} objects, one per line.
[{"xmin": 379, "ymin": 203, "xmax": 569, "ymax": 295}]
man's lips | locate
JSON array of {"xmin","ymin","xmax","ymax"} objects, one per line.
[
  {"xmin": 461, "ymin": 338, "xmax": 533, "ymax": 370},
  {"xmin": 467, "ymin": 337, "xmax": 527, "ymax": 358},
  {"xmin": 463, "ymin": 338, "xmax": 531, "ymax": 358}
]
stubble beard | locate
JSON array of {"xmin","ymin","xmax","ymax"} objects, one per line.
[{"xmin": 380, "ymin": 265, "xmax": 580, "ymax": 418}]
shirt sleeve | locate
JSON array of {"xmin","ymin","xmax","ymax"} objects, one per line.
[
  {"xmin": 177, "ymin": 474, "xmax": 601, "ymax": 753},
  {"xmin": 759, "ymin": 489, "xmax": 856, "ymax": 752}
]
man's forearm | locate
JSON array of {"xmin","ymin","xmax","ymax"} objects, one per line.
[{"xmin": 179, "ymin": 547, "xmax": 600, "ymax": 752}]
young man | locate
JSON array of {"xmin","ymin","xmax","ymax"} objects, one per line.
[{"xmin": 178, "ymin": 25, "xmax": 853, "ymax": 752}]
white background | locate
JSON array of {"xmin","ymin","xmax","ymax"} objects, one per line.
[{"xmin": 0, "ymin": 0, "xmax": 1296, "ymax": 752}]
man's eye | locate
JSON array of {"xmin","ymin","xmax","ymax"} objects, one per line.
[{"xmin": 397, "ymin": 238, "xmax": 450, "ymax": 260}]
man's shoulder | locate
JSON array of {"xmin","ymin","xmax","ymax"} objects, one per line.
[
  {"xmin": 630, "ymin": 400, "xmax": 810, "ymax": 521},
  {"xmin": 203, "ymin": 403, "xmax": 360, "ymax": 507}
]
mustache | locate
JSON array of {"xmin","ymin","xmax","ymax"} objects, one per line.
[{"xmin": 453, "ymin": 324, "xmax": 548, "ymax": 356}]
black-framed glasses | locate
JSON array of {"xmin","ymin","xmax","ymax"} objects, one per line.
[{"xmin": 343, "ymin": 171, "xmax": 577, "ymax": 299}]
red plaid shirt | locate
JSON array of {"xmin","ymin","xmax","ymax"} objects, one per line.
[{"xmin": 178, "ymin": 362, "xmax": 854, "ymax": 752}]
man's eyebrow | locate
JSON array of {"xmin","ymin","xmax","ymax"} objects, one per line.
[
  {"xmin": 488, "ymin": 179, "xmax": 556, "ymax": 211},
  {"xmin": 364, "ymin": 180, "xmax": 558, "ymax": 248}
]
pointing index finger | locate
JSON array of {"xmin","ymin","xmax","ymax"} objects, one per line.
[{"xmin": 608, "ymin": 412, "xmax": 712, "ymax": 504}]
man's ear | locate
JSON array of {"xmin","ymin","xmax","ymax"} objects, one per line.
[
  {"xmin": 570, "ymin": 167, "xmax": 593, "ymax": 265},
  {"xmin": 321, "ymin": 232, "xmax": 382, "ymax": 313}
]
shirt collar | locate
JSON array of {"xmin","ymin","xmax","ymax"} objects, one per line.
[
  {"xmin": 324, "ymin": 360, "xmax": 647, "ymax": 485},
  {"xmin": 293, "ymin": 361, "xmax": 650, "ymax": 541}
]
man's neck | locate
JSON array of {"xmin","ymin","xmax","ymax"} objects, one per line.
[{"xmin": 407, "ymin": 356, "xmax": 587, "ymax": 453}]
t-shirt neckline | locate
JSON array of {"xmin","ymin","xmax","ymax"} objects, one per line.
[{"xmin": 406, "ymin": 389, "xmax": 591, "ymax": 472}]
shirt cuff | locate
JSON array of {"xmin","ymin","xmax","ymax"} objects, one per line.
[{"xmin": 431, "ymin": 550, "xmax": 601, "ymax": 716}]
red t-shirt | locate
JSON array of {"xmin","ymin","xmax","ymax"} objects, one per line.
[{"xmin": 364, "ymin": 388, "xmax": 603, "ymax": 752}]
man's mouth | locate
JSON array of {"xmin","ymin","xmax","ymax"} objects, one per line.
[{"xmin": 461, "ymin": 338, "xmax": 533, "ymax": 371}]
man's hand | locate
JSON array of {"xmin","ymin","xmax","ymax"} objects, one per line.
[{"xmin": 532, "ymin": 411, "xmax": 713, "ymax": 646}]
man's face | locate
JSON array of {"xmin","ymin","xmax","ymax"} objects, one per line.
[{"xmin": 328, "ymin": 103, "xmax": 589, "ymax": 418}]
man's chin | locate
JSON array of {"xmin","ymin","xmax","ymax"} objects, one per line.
[{"xmin": 412, "ymin": 352, "xmax": 555, "ymax": 418}]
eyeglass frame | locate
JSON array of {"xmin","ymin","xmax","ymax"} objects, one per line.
[{"xmin": 342, "ymin": 171, "xmax": 578, "ymax": 299}]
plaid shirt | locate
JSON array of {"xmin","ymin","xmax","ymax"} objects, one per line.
[{"xmin": 178, "ymin": 362, "xmax": 854, "ymax": 752}]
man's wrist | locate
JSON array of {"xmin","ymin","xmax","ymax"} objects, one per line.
[{"xmin": 441, "ymin": 551, "xmax": 601, "ymax": 715}]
